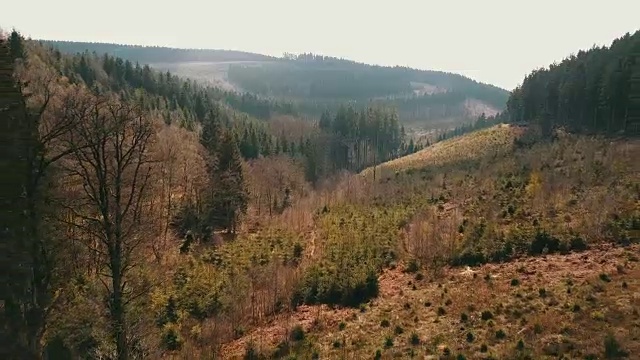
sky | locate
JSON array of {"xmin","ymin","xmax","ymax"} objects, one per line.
[{"xmin": 3, "ymin": 0, "xmax": 640, "ymax": 90}]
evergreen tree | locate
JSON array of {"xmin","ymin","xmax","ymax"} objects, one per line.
[
  {"xmin": 507, "ymin": 30, "xmax": 640, "ymax": 136},
  {"xmin": 1, "ymin": 33, "xmax": 32, "ymax": 357},
  {"xmin": 201, "ymin": 107, "xmax": 223, "ymax": 153},
  {"xmin": 9, "ymin": 30, "xmax": 24, "ymax": 61},
  {"xmin": 208, "ymin": 131, "xmax": 248, "ymax": 234}
]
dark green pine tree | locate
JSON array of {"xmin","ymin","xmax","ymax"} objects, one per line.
[
  {"xmin": 249, "ymin": 128, "xmax": 260, "ymax": 158},
  {"xmin": 274, "ymin": 136, "xmax": 281, "ymax": 154},
  {"xmin": 1, "ymin": 32, "xmax": 60, "ymax": 358},
  {"xmin": 302, "ymin": 138, "xmax": 319, "ymax": 184},
  {"xmin": 9, "ymin": 30, "xmax": 24, "ymax": 61},
  {"xmin": 625, "ymin": 39, "xmax": 640, "ymax": 134},
  {"xmin": 239, "ymin": 128, "xmax": 252, "ymax": 159},
  {"xmin": 1, "ymin": 32, "xmax": 31, "ymax": 357},
  {"xmin": 289, "ymin": 140, "xmax": 296, "ymax": 156},
  {"xmin": 209, "ymin": 131, "xmax": 248, "ymax": 234},
  {"xmin": 319, "ymin": 109, "xmax": 332, "ymax": 130},
  {"xmin": 407, "ymin": 138, "xmax": 415, "ymax": 155},
  {"xmin": 261, "ymin": 132, "xmax": 272, "ymax": 156},
  {"xmin": 202, "ymin": 108, "xmax": 222, "ymax": 151}
]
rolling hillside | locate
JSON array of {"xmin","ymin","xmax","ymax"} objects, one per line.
[
  {"xmin": 219, "ymin": 124, "xmax": 639, "ymax": 359},
  {"xmin": 5, "ymin": 30, "xmax": 640, "ymax": 360},
  {"xmin": 39, "ymin": 40, "xmax": 509, "ymax": 129}
]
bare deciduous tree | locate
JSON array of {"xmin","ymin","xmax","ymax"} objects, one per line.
[{"xmin": 60, "ymin": 96, "xmax": 156, "ymax": 360}]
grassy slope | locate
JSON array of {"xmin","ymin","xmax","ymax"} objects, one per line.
[
  {"xmin": 223, "ymin": 244, "xmax": 640, "ymax": 359},
  {"xmin": 362, "ymin": 124, "xmax": 522, "ymax": 178},
  {"xmin": 218, "ymin": 125, "xmax": 639, "ymax": 359}
]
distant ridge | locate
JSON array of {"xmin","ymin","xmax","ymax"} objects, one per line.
[
  {"xmin": 38, "ymin": 39, "xmax": 275, "ymax": 64},
  {"xmin": 42, "ymin": 40, "xmax": 510, "ymax": 127}
]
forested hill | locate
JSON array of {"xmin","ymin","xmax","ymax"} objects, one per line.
[
  {"xmin": 39, "ymin": 40, "xmax": 275, "ymax": 63},
  {"xmin": 228, "ymin": 54, "xmax": 508, "ymax": 106},
  {"xmin": 507, "ymin": 29, "xmax": 640, "ymax": 135},
  {"xmin": 226, "ymin": 54, "xmax": 510, "ymax": 124},
  {"xmin": 41, "ymin": 40, "xmax": 510, "ymax": 128}
]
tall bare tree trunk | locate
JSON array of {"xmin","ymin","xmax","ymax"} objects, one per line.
[{"xmin": 62, "ymin": 97, "xmax": 155, "ymax": 360}]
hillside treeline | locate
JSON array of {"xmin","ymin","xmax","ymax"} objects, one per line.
[
  {"xmin": 59, "ymin": 47, "xmax": 296, "ymax": 121},
  {"xmin": 44, "ymin": 41, "xmax": 510, "ymax": 126},
  {"xmin": 229, "ymin": 54, "xmax": 509, "ymax": 108},
  {"xmin": 40, "ymin": 40, "xmax": 274, "ymax": 63},
  {"xmin": 228, "ymin": 56, "xmax": 509, "ymax": 123},
  {"xmin": 45, "ymin": 40, "xmax": 413, "ymax": 178},
  {"xmin": 507, "ymin": 30, "xmax": 640, "ymax": 135}
]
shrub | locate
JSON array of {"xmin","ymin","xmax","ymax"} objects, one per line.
[
  {"xmin": 293, "ymin": 263, "xmax": 379, "ymax": 307},
  {"xmin": 572, "ymin": 304, "xmax": 581, "ymax": 312},
  {"xmin": 481, "ymin": 310, "xmax": 494, "ymax": 320},
  {"xmin": 338, "ymin": 322, "xmax": 346, "ymax": 331},
  {"xmin": 457, "ymin": 355, "xmax": 467, "ymax": 360},
  {"xmin": 437, "ymin": 307, "xmax": 447, "ymax": 316},
  {"xmin": 292, "ymin": 243, "xmax": 303, "ymax": 260},
  {"xmin": 480, "ymin": 344, "xmax": 488, "ymax": 353},
  {"xmin": 516, "ymin": 339, "xmax": 525, "ymax": 351},
  {"xmin": 460, "ymin": 312, "xmax": 469, "ymax": 322},
  {"xmin": 243, "ymin": 341, "xmax": 259, "ymax": 360},
  {"xmin": 425, "ymin": 301, "xmax": 432, "ymax": 307},
  {"xmin": 394, "ymin": 325, "xmax": 404, "ymax": 335},
  {"xmin": 454, "ymin": 248, "xmax": 487, "ymax": 266},
  {"xmin": 415, "ymin": 272, "xmax": 424, "ymax": 281},
  {"xmin": 604, "ymin": 333, "xmax": 628, "ymax": 358},
  {"xmin": 511, "ymin": 278, "xmax": 520, "ymax": 286},
  {"xmin": 529, "ymin": 230, "xmax": 560, "ymax": 255},
  {"xmin": 591, "ymin": 311, "xmax": 605, "ymax": 321},
  {"xmin": 156, "ymin": 295, "xmax": 179, "ymax": 327},
  {"xmin": 570, "ymin": 236, "xmax": 588, "ymax": 251},
  {"xmin": 466, "ymin": 332, "xmax": 475, "ymax": 343},
  {"xmin": 534, "ymin": 323, "xmax": 543, "ymax": 334},
  {"xmin": 380, "ymin": 319, "xmax": 390, "ymax": 328},
  {"xmin": 290, "ymin": 325, "xmax": 305, "ymax": 341},
  {"xmin": 332, "ymin": 339, "xmax": 341, "ymax": 348},
  {"xmin": 272, "ymin": 341, "xmax": 290, "ymax": 358},
  {"xmin": 410, "ymin": 332, "xmax": 420, "ymax": 345},
  {"xmin": 374, "ymin": 349, "xmax": 382, "ymax": 360},
  {"xmin": 445, "ymin": 299, "xmax": 453, "ymax": 306},
  {"xmin": 496, "ymin": 329, "xmax": 506, "ymax": 339},
  {"xmin": 599, "ymin": 273, "xmax": 611, "ymax": 282},
  {"xmin": 384, "ymin": 336, "xmax": 394, "ymax": 349},
  {"xmin": 161, "ymin": 325, "xmax": 182, "ymax": 351},
  {"xmin": 405, "ymin": 259, "xmax": 420, "ymax": 273}
]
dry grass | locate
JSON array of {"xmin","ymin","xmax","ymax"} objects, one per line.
[
  {"xmin": 165, "ymin": 127, "xmax": 639, "ymax": 359},
  {"xmin": 223, "ymin": 244, "xmax": 640, "ymax": 359},
  {"xmin": 362, "ymin": 124, "xmax": 522, "ymax": 178}
]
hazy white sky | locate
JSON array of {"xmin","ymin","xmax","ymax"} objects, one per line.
[{"xmin": 3, "ymin": 0, "xmax": 639, "ymax": 90}]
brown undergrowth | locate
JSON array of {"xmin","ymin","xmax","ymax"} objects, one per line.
[{"xmin": 223, "ymin": 244, "xmax": 640, "ymax": 359}]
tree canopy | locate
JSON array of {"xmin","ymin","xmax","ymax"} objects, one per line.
[{"xmin": 507, "ymin": 30, "xmax": 640, "ymax": 136}]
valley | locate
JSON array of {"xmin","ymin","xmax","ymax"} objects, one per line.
[
  {"xmin": 1, "ymin": 23, "xmax": 639, "ymax": 360},
  {"xmin": 40, "ymin": 40, "xmax": 508, "ymax": 131}
]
